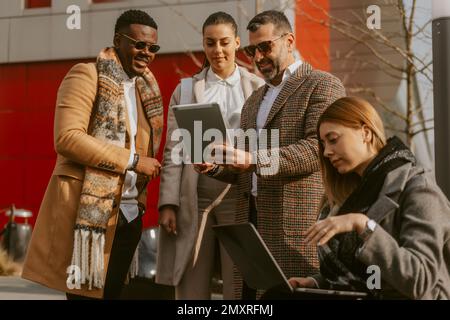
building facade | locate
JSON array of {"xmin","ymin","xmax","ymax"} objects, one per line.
[{"xmin": 0, "ymin": 0, "xmax": 331, "ymax": 228}]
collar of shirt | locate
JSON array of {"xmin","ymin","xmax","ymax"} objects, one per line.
[
  {"xmin": 124, "ymin": 75, "xmax": 136, "ymax": 86},
  {"xmin": 266, "ymin": 59, "xmax": 303, "ymax": 89},
  {"xmin": 206, "ymin": 65, "xmax": 241, "ymax": 87}
]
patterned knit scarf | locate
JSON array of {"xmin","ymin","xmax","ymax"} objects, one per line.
[{"xmin": 68, "ymin": 47, "xmax": 163, "ymax": 290}]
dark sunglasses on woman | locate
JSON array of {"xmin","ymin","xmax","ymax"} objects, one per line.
[{"xmin": 117, "ymin": 33, "xmax": 161, "ymax": 53}]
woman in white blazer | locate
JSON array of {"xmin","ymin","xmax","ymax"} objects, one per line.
[{"xmin": 155, "ymin": 11, "xmax": 264, "ymax": 299}]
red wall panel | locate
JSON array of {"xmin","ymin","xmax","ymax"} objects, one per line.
[
  {"xmin": 26, "ymin": 0, "xmax": 51, "ymax": 8},
  {"xmin": 0, "ymin": 112, "xmax": 26, "ymax": 157},
  {"xmin": 0, "ymin": 65, "xmax": 27, "ymax": 111},
  {"xmin": 296, "ymin": 0, "xmax": 330, "ymax": 71},
  {"xmin": 0, "ymin": 52, "xmax": 204, "ymax": 230}
]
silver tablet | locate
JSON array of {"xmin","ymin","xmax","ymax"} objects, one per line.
[{"xmin": 172, "ymin": 103, "xmax": 229, "ymax": 163}]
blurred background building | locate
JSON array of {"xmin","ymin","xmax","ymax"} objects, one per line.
[{"xmin": 0, "ymin": 0, "xmax": 433, "ymax": 230}]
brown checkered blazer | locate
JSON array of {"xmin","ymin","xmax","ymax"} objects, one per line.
[{"xmin": 214, "ymin": 62, "xmax": 346, "ymax": 298}]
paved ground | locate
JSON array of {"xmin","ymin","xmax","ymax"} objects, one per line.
[
  {"xmin": 0, "ymin": 276, "xmax": 223, "ymax": 300},
  {"xmin": 0, "ymin": 276, "xmax": 65, "ymax": 300}
]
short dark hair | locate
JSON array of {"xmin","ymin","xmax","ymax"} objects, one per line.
[
  {"xmin": 115, "ymin": 9, "xmax": 158, "ymax": 34},
  {"xmin": 202, "ymin": 11, "xmax": 238, "ymax": 37},
  {"xmin": 247, "ymin": 10, "xmax": 292, "ymax": 34}
]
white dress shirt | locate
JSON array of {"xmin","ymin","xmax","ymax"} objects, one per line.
[
  {"xmin": 203, "ymin": 65, "xmax": 245, "ymax": 130},
  {"xmin": 251, "ymin": 60, "xmax": 303, "ymax": 197},
  {"xmin": 121, "ymin": 76, "xmax": 139, "ymax": 223}
]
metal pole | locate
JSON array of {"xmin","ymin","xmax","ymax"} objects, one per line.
[{"xmin": 432, "ymin": 0, "xmax": 450, "ymax": 198}]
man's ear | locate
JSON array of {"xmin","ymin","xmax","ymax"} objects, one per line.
[
  {"xmin": 286, "ymin": 32, "xmax": 295, "ymax": 52},
  {"xmin": 113, "ymin": 33, "xmax": 120, "ymax": 48}
]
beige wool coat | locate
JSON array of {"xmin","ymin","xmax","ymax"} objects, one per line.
[
  {"xmin": 155, "ymin": 66, "xmax": 264, "ymax": 288},
  {"xmin": 22, "ymin": 63, "xmax": 156, "ymax": 299}
]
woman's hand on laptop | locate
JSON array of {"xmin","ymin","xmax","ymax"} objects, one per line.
[
  {"xmin": 288, "ymin": 277, "xmax": 317, "ymax": 289},
  {"xmin": 193, "ymin": 162, "xmax": 215, "ymax": 174}
]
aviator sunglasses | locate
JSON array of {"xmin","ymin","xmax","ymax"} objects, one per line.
[
  {"xmin": 117, "ymin": 33, "xmax": 161, "ymax": 53},
  {"xmin": 244, "ymin": 33, "xmax": 288, "ymax": 57}
]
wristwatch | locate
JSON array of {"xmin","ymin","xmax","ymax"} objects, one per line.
[
  {"xmin": 359, "ymin": 219, "xmax": 377, "ymax": 241},
  {"xmin": 130, "ymin": 153, "xmax": 140, "ymax": 172}
]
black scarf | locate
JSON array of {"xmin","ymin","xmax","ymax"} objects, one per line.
[{"xmin": 317, "ymin": 136, "xmax": 416, "ymax": 294}]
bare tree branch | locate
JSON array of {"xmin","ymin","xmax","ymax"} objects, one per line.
[
  {"xmin": 411, "ymin": 127, "xmax": 434, "ymax": 137},
  {"xmin": 157, "ymin": 0, "xmax": 202, "ymax": 34},
  {"xmin": 385, "ymin": 125, "xmax": 408, "ymax": 134},
  {"xmin": 184, "ymin": 50, "xmax": 203, "ymax": 69},
  {"xmin": 334, "ymin": 54, "xmax": 407, "ymax": 81},
  {"xmin": 297, "ymin": 9, "xmax": 405, "ymax": 72},
  {"xmin": 348, "ymin": 87, "xmax": 407, "ymax": 121},
  {"xmin": 411, "ymin": 118, "xmax": 434, "ymax": 127},
  {"xmin": 408, "ymin": 0, "xmax": 418, "ymax": 38},
  {"xmin": 299, "ymin": 0, "xmax": 417, "ymax": 66},
  {"xmin": 412, "ymin": 19, "xmax": 432, "ymax": 37},
  {"xmin": 236, "ymin": 0, "xmax": 251, "ymax": 20},
  {"xmin": 413, "ymin": 60, "xmax": 433, "ymax": 79}
]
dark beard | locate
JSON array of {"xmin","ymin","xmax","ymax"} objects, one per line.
[{"xmin": 258, "ymin": 55, "xmax": 284, "ymax": 83}]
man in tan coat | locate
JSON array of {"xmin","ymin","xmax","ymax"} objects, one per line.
[
  {"xmin": 196, "ymin": 10, "xmax": 346, "ymax": 299},
  {"xmin": 22, "ymin": 10, "xmax": 163, "ymax": 299}
]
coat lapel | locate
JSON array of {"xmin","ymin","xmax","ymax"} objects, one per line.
[
  {"xmin": 243, "ymin": 84, "xmax": 269, "ymax": 129},
  {"xmin": 263, "ymin": 62, "xmax": 312, "ymax": 128},
  {"xmin": 239, "ymin": 67, "xmax": 259, "ymax": 100},
  {"xmin": 366, "ymin": 163, "xmax": 413, "ymax": 222},
  {"xmin": 123, "ymin": 91, "xmax": 132, "ymax": 148},
  {"xmin": 135, "ymin": 86, "xmax": 151, "ymax": 156},
  {"xmin": 192, "ymin": 68, "xmax": 207, "ymax": 103}
]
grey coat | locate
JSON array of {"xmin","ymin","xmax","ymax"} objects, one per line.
[
  {"xmin": 360, "ymin": 162, "xmax": 450, "ymax": 299},
  {"xmin": 319, "ymin": 163, "xmax": 450, "ymax": 299},
  {"xmin": 155, "ymin": 66, "xmax": 264, "ymax": 286}
]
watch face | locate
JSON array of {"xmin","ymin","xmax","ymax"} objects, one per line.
[{"xmin": 367, "ymin": 219, "xmax": 377, "ymax": 231}]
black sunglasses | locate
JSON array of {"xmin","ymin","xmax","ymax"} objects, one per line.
[
  {"xmin": 117, "ymin": 33, "xmax": 161, "ymax": 53},
  {"xmin": 243, "ymin": 33, "xmax": 288, "ymax": 57}
]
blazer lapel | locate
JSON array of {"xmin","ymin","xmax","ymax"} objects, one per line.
[
  {"xmin": 192, "ymin": 68, "xmax": 207, "ymax": 103},
  {"xmin": 263, "ymin": 62, "xmax": 312, "ymax": 128},
  {"xmin": 247, "ymin": 84, "xmax": 268, "ymax": 131}
]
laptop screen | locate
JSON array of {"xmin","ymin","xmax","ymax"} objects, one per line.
[
  {"xmin": 213, "ymin": 222, "xmax": 293, "ymax": 291},
  {"xmin": 213, "ymin": 222, "xmax": 368, "ymax": 299}
]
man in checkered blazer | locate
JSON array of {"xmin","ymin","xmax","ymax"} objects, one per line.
[{"xmin": 196, "ymin": 10, "xmax": 346, "ymax": 299}]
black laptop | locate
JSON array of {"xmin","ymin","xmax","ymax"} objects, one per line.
[{"xmin": 212, "ymin": 222, "xmax": 368, "ymax": 299}]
